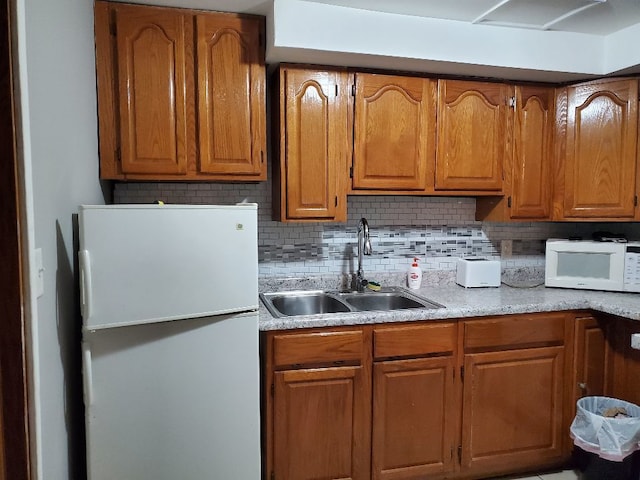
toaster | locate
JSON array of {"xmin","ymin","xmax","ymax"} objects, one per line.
[{"xmin": 456, "ymin": 257, "xmax": 501, "ymax": 288}]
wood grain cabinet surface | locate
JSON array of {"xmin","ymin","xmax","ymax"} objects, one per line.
[
  {"xmin": 262, "ymin": 312, "xmax": 640, "ymax": 480},
  {"xmin": 352, "ymin": 73, "xmax": 436, "ymax": 192},
  {"xmin": 262, "ymin": 313, "xmax": 574, "ymax": 480},
  {"xmin": 271, "ymin": 66, "xmax": 350, "ymax": 222},
  {"xmin": 460, "ymin": 314, "xmax": 569, "ymax": 478},
  {"xmin": 608, "ymin": 316, "xmax": 640, "ymax": 406},
  {"xmin": 95, "ymin": 1, "xmax": 266, "ymax": 181},
  {"xmin": 557, "ymin": 77, "xmax": 639, "ymax": 220},
  {"xmin": 371, "ymin": 323, "xmax": 457, "ymax": 480},
  {"xmin": 436, "ymin": 79, "xmax": 510, "ymax": 192},
  {"xmin": 476, "ymin": 85, "xmax": 555, "ymax": 221},
  {"xmin": 573, "ymin": 314, "xmax": 608, "ymax": 403},
  {"xmin": 263, "ymin": 328, "xmax": 372, "ymax": 480}
]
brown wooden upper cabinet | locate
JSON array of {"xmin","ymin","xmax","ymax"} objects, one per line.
[
  {"xmin": 352, "ymin": 73, "xmax": 436, "ymax": 192},
  {"xmin": 95, "ymin": 1, "xmax": 266, "ymax": 181},
  {"xmin": 436, "ymin": 79, "xmax": 510, "ymax": 192},
  {"xmin": 476, "ymin": 85, "xmax": 555, "ymax": 221},
  {"xmin": 271, "ymin": 66, "xmax": 351, "ymax": 222},
  {"xmin": 557, "ymin": 77, "xmax": 638, "ymax": 220}
]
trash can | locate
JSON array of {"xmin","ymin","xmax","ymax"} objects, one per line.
[{"xmin": 570, "ymin": 396, "xmax": 640, "ymax": 480}]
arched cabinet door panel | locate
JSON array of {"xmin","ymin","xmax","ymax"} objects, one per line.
[
  {"xmin": 563, "ymin": 78, "xmax": 638, "ymax": 219},
  {"xmin": 196, "ymin": 14, "xmax": 265, "ymax": 176},
  {"xmin": 436, "ymin": 79, "xmax": 509, "ymax": 191},
  {"xmin": 352, "ymin": 73, "xmax": 435, "ymax": 191},
  {"xmin": 510, "ymin": 85, "xmax": 554, "ymax": 219},
  {"xmin": 115, "ymin": 5, "xmax": 189, "ymax": 175},
  {"xmin": 272, "ymin": 66, "xmax": 350, "ymax": 222}
]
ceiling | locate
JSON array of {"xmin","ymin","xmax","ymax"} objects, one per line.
[
  {"xmin": 300, "ymin": 0, "xmax": 640, "ymax": 36},
  {"xmin": 187, "ymin": 0, "xmax": 640, "ymax": 35}
]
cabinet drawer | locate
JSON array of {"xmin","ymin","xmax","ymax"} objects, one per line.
[
  {"xmin": 464, "ymin": 313, "xmax": 566, "ymax": 351},
  {"xmin": 374, "ymin": 322, "xmax": 456, "ymax": 359},
  {"xmin": 272, "ymin": 330, "xmax": 364, "ymax": 368}
]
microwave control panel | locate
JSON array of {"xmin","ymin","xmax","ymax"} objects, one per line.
[{"xmin": 624, "ymin": 245, "xmax": 640, "ymax": 292}]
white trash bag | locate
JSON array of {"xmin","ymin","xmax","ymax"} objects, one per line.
[{"xmin": 570, "ymin": 396, "xmax": 640, "ymax": 461}]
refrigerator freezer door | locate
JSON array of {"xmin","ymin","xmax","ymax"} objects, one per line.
[
  {"xmin": 79, "ymin": 204, "xmax": 258, "ymax": 330},
  {"xmin": 83, "ymin": 312, "xmax": 261, "ymax": 480}
]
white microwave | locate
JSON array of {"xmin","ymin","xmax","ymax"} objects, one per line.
[{"xmin": 545, "ymin": 239, "xmax": 640, "ymax": 293}]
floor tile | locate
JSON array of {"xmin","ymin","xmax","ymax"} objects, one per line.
[
  {"xmin": 489, "ymin": 475, "xmax": 541, "ymax": 480},
  {"xmin": 491, "ymin": 469, "xmax": 580, "ymax": 480},
  {"xmin": 539, "ymin": 469, "xmax": 580, "ymax": 480}
]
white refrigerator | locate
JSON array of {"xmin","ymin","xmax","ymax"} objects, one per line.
[{"xmin": 78, "ymin": 204, "xmax": 261, "ymax": 480}]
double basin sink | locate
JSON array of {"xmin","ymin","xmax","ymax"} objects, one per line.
[{"xmin": 260, "ymin": 286, "xmax": 444, "ymax": 318}]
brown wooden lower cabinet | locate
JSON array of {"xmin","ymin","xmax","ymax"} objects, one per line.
[
  {"xmin": 263, "ymin": 327, "xmax": 372, "ymax": 480},
  {"xmin": 461, "ymin": 346, "xmax": 565, "ymax": 477},
  {"xmin": 460, "ymin": 313, "xmax": 569, "ymax": 479},
  {"xmin": 608, "ymin": 316, "xmax": 640, "ymax": 406},
  {"xmin": 262, "ymin": 311, "xmax": 640, "ymax": 480},
  {"xmin": 372, "ymin": 357, "xmax": 457, "ymax": 479},
  {"xmin": 573, "ymin": 314, "xmax": 608, "ymax": 402},
  {"xmin": 371, "ymin": 322, "xmax": 458, "ymax": 480},
  {"xmin": 273, "ymin": 366, "xmax": 370, "ymax": 480}
]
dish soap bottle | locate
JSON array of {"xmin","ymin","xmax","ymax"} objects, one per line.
[{"xmin": 408, "ymin": 257, "xmax": 422, "ymax": 289}]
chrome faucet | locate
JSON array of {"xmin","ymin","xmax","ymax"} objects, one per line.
[{"xmin": 356, "ymin": 217, "xmax": 372, "ymax": 292}]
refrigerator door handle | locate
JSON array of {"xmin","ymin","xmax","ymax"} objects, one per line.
[
  {"xmin": 82, "ymin": 343, "xmax": 94, "ymax": 406},
  {"xmin": 79, "ymin": 249, "xmax": 92, "ymax": 320}
]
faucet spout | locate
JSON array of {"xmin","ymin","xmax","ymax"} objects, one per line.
[{"xmin": 356, "ymin": 218, "xmax": 372, "ymax": 292}]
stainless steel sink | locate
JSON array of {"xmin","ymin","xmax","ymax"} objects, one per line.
[
  {"xmin": 261, "ymin": 291, "xmax": 353, "ymax": 317},
  {"xmin": 338, "ymin": 291, "xmax": 439, "ymax": 311},
  {"xmin": 260, "ymin": 287, "xmax": 444, "ymax": 318}
]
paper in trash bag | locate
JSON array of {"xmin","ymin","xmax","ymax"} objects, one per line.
[{"xmin": 570, "ymin": 396, "xmax": 640, "ymax": 461}]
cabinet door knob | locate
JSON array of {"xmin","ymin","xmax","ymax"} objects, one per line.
[{"xmin": 578, "ymin": 382, "xmax": 587, "ymax": 392}]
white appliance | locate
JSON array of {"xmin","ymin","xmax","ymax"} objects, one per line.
[
  {"xmin": 545, "ymin": 239, "xmax": 640, "ymax": 293},
  {"xmin": 79, "ymin": 204, "xmax": 261, "ymax": 480},
  {"xmin": 456, "ymin": 257, "xmax": 501, "ymax": 288}
]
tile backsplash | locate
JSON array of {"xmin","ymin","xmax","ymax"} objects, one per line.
[{"xmin": 114, "ymin": 180, "xmax": 640, "ymax": 279}]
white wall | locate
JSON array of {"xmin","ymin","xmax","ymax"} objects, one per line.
[{"xmin": 16, "ymin": 0, "xmax": 106, "ymax": 478}]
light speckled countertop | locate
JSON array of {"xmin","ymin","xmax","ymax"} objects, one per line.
[{"xmin": 258, "ymin": 284, "xmax": 640, "ymax": 331}]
